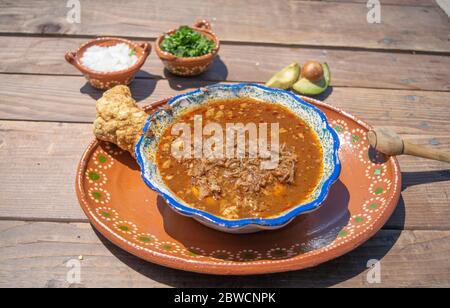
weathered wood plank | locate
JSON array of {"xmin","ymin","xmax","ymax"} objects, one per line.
[
  {"xmin": 0, "ymin": 121, "xmax": 91, "ymax": 222},
  {"xmin": 1, "ymin": 74, "xmax": 450, "ymax": 128},
  {"xmin": 1, "ymin": 36, "xmax": 449, "ymax": 91},
  {"xmin": 305, "ymin": 0, "xmax": 436, "ymax": 6},
  {"xmin": 0, "ymin": 0, "xmax": 449, "ymax": 52},
  {"xmin": 1, "ymin": 221, "xmax": 449, "ymax": 287},
  {"xmin": 0, "ymin": 111, "xmax": 449, "ymax": 228}
]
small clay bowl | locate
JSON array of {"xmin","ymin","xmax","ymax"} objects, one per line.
[
  {"xmin": 65, "ymin": 37, "xmax": 151, "ymax": 90},
  {"xmin": 155, "ymin": 19, "xmax": 220, "ymax": 76}
]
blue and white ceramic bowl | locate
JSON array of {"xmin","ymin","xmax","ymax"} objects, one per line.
[{"xmin": 135, "ymin": 84, "xmax": 340, "ymax": 233}]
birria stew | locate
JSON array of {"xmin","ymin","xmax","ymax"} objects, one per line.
[{"xmin": 156, "ymin": 97, "xmax": 323, "ymax": 219}]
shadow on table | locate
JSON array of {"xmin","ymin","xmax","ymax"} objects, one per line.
[
  {"xmin": 79, "ymin": 70, "xmax": 160, "ymax": 101},
  {"xmin": 79, "ymin": 55, "xmax": 229, "ymax": 101},
  {"xmin": 314, "ymin": 86, "xmax": 334, "ymax": 101},
  {"xmin": 164, "ymin": 55, "xmax": 228, "ymax": 91},
  {"xmin": 383, "ymin": 169, "xmax": 450, "ymax": 228},
  {"xmin": 401, "ymin": 169, "xmax": 450, "ymax": 191},
  {"xmin": 93, "ymin": 186, "xmax": 406, "ymax": 287},
  {"xmin": 94, "ymin": 200, "xmax": 402, "ymax": 287}
]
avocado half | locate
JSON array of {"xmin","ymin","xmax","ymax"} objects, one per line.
[
  {"xmin": 265, "ymin": 62, "xmax": 300, "ymax": 90},
  {"xmin": 292, "ymin": 63, "xmax": 331, "ymax": 95}
]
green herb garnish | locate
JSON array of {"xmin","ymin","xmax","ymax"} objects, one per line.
[
  {"xmin": 129, "ymin": 49, "xmax": 136, "ymax": 57},
  {"xmin": 160, "ymin": 26, "xmax": 215, "ymax": 57}
]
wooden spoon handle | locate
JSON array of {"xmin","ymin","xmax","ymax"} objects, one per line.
[
  {"xmin": 403, "ymin": 140, "xmax": 450, "ymax": 163},
  {"xmin": 367, "ymin": 127, "xmax": 450, "ymax": 163}
]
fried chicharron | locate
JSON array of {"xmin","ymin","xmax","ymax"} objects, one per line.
[{"xmin": 93, "ymin": 85, "xmax": 148, "ymax": 155}]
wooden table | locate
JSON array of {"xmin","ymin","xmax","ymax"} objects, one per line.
[{"xmin": 1, "ymin": 0, "xmax": 450, "ymax": 288}]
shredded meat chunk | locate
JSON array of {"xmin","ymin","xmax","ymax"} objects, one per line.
[
  {"xmin": 187, "ymin": 158, "xmax": 223, "ymax": 199},
  {"xmin": 184, "ymin": 144, "xmax": 297, "ymax": 217}
]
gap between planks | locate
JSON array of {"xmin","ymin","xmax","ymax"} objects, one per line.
[
  {"xmin": 1, "ymin": 73, "xmax": 449, "ymax": 94},
  {"xmin": 1, "ymin": 33, "xmax": 449, "ymax": 57},
  {"xmin": 1, "ymin": 216, "xmax": 450, "ymax": 231}
]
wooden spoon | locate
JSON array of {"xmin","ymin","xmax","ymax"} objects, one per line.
[{"xmin": 367, "ymin": 127, "xmax": 450, "ymax": 163}]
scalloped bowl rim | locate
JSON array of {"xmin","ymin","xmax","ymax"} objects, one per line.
[{"xmin": 135, "ymin": 84, "xmax": 341, "ymax": 230}]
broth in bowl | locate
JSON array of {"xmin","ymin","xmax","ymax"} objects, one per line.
[{"xmin": 156, "ymin": 97, "xmax": 323, "ymax": 219}]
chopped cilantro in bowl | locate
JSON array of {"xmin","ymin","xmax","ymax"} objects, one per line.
[{"xmin": 160, "ymin": 26, "xmax": 215, "ymax": 58}]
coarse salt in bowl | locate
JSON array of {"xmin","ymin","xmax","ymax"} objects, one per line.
[{"xmin": 81, "ymin": 43, "xmax": 139, "ymax": 72}]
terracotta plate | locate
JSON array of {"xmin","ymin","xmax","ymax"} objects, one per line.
[{"xmin": 76, "ymin": 96, "xmax": 401, "ymax": 275}]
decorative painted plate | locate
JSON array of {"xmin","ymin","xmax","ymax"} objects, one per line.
[{"xmin": 76, "ymin": 96, "xmax": 401, "ymax": 275}]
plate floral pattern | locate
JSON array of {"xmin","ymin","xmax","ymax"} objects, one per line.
[{"xmin": 76, "ymin": 96, "xmax": 401, "ymax": 275}]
